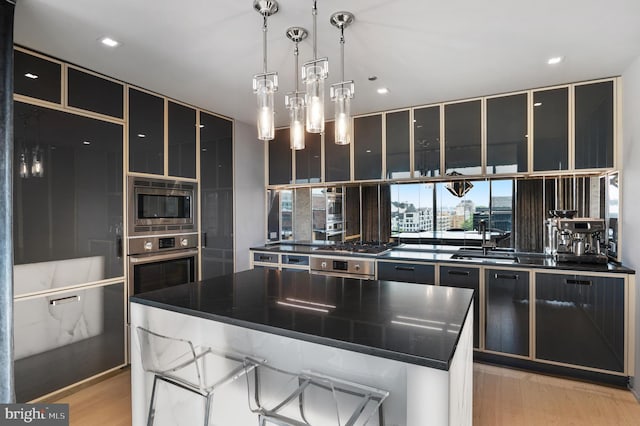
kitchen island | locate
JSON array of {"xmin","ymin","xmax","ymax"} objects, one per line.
[{"xmin": 130, "ymin": 268, "xmax": 474, "ymax": 425}]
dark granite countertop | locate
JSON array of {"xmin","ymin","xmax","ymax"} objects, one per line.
[
  {"xmin": 130, "ymin": 268, "xmax": 474, "ymax": 371},
  {"xmin": 250, "ymin": 244, "xmax": 635, "ymax": 274}
]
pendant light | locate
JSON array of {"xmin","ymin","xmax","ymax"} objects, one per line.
[
  {"xmin": 330, "ymin": 12, "xmax": 355, "ymax": 145},
  {"xmin": 31, "ymin": 146, "xmax": 44, "ymax": 177},
  {"xmin": 285, "ymin": 27, "xmax": 308, "ymax": 150},
  {"xmin": 302, "ymin": 0, "xmax": 329, "ymax": 134},
  {"xmin": 253, "ymin": 0, "xmax": 279, "ymax": 141},
  {"xmin": 18, "ymin": 149, "xmax": 29, "ymax": 179}
]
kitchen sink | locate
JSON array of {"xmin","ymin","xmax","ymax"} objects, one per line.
[{"xmin": 450, "ymin": 247, "xmax": 519, "ymax": 263}]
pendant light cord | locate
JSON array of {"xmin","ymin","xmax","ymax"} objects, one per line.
[
  {"xmin": 340, "ymin": 26, "xmax": 345, "ymax": 83},
  {"xmin": 262, "ymin": 15, "xmax": 268, "ymax": 73},
  {"xmin": 294, "ymin": 41, "xmax": 299, "ymax": 92},
  {"xmin": 312, "ymin": 0, "xmax": 318, "ymax": 60}
]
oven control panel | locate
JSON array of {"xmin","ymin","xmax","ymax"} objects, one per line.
[
  {"xmin": 310, "ymin": 256, "xmax": 375, "ymax": 278},
  {"xmin": 128, "ymin": 233, "xmax": 198, "ymax": 255}
]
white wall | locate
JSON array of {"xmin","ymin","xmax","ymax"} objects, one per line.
[
  {"xmin": 233, "ymin": 121, "xmax": 265, "ymax": 272},
  {"xmin": 621, "ymin": 55, "xmax": 640, "ymax": 398}
]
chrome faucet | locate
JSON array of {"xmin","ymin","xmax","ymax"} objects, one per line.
[{"xmin": 479, "ymin": 220, "xmax": 495, "ymax": 255}]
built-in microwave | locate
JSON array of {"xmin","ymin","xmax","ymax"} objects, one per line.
[{"xmin": 127, "ymin": 176, "xmax": 197, "ymax": 236}]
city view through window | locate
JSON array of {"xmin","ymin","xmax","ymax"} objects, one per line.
[{"xmin": 391, "ymin": 180, "xmax": 514, "ymax": 245}]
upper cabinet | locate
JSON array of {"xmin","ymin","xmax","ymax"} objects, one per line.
[
  {"xmin": 413, "ymin": 105, "xmax": 441, "ymax": 178},
  {"xmin": 269, "ymin": 128, "xmax": 292, "ymax": 185},
  {"xmin": 325, "ymin": 121, "xmax": 351, "ymax": 183},
  {"xmin": 385, "ymin": 110, "xmax": 411, "ymax": 179},
  {"xmin": 128, "ymin": 88, "xmax": 165, "ymax": 175},
  {"xmin": 14, "ymin": 50, "xmax": 62, "ymax": 104},
  {"xmin": 444, "ymin": 100, "xmax": 482, "ymax": 175},
  {"xmin": 295, "ymin": 132, "xmax": 321, "ymax": 184},
  {"xmin": 354, "ymin": 114, "xmax": 383, "ymax": 181},
  {"xmin": 67, "ymin": 67, "xmax": 124, "ymax": 119},
  {"xmin": 168, "ymin": 101, "xmax": 197, "ymax": 179},
  {"xmin": 533, "ymin": 87, "xmax": 569, "ymax": 172},
  {"xmin": 574, "ymin": 81, "xmax": 614, "ymax": 170},
  {"xmin": 486, "ymin": 93, "xmax": 528, "ymax": 174}
]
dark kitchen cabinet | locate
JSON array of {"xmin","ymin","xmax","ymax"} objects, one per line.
[
  {"xmin": 535, "ymin": 272, "xmax": 625, "ymax": 372},
  {"xmin": 13, "ymin": 102, "xmax": 124, "ymax": 281},
  {"xmin": 574, "ymin": 81, "xmax": 614, "ymax": 169},
  {"xmin": 378, "ymin": 261, "xmax": 435, "ymax": 284},
  {"xmin": 168, "ymin": 101, "xmax": 197, "ymax": 179},
  {"xmin": 67, "ymin": 67, "xmax": 124, "ymax": 118},
  {"xmin": 485, "ymin": 269, "xmax": 529, "ymax": 356},
  {"xmin": 486, "ymin": 94, "xmax": 528, "ymax": 174},
  {"xmin": 295, "ymin": 132, "xmax": 321, "ymax": 183},
  {"xmin": 354, "ymin": 114, "xmax": 383, "ymax": 181},
  {"xmin": 200, "ymin": 112, "xmax": 233, "ymax": 280},
  {"xmin": 325, "ymin": 121, "xmax": 351, "ymax": 182},
  {"xmin": 128, "ymin": 88, "xmax": 165, "ymax": 175},
  {"xmin": 414, "ymin": 105, "xmax": 441, "ymax": 177},
  {"xmin": 14, "ymin": 49, "xmax": 62, "ymax": 104},
  {"xmin": 385, "ymin": 110, "xmax": 411, "ymax": 179},
  {"xmin": 269, "ymin": 128, "xmax": 292, "ymax": 185},
  {"xmin": 439, "ymin": 265, "xmax": 480, "ymax": 348},
  {"xmin": 533, "ymin": 87, "xmax": 569, "ymax": 171},
  {"xmin": 444, "ymin": 100, "xmax": 482, "ymax": 175}
]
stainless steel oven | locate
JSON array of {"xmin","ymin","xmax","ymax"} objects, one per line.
[
  {"xmin": 128, "ymin": 176, "xmax": 197, "ymax": 236},
  {"xmin": 127, "ymin": 234, "xmax": 198, "ymax": 297}
]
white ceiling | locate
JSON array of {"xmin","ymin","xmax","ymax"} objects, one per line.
[{"xmin": 14, "ymin": 0, "xmax": 640, "ymax": 128}]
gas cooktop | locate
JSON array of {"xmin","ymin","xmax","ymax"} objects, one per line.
[{"xmin": 313, "ymin": 241, "xmax": 397, "ymax": 255}]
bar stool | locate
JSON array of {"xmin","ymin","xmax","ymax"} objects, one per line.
[
  {"xmin": 246, "ymin": 363, "xmax": 389, "ymax": 426},
  {"xmin": 136, "ymin": 326, "xmax": 259, "ymax": 426}
]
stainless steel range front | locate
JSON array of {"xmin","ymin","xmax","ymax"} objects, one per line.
[{"xmin": 310, "ymin": 256, "xmax": 376, "ymax": 280}]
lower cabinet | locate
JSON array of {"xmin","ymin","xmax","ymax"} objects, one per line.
[
  {"xmin": 439, "ymin": 265, "xmax": 480, "ymax": 348},
  {"xmin": 535, "ymin": 272, "xmax": 625, "ymax": 372},
  {"xmin": 485, "ymin": 269, "xmax": 530, "ymax": 356},
  {"xmin": 377, "ymin": 261, "xmax": 435, "ymax": 284},
  {"xmin": 13, "ymin": 281, "xmax": 126, "ymax": 402}
]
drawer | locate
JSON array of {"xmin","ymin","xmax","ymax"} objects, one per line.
[
  {"xmin": 253, "ymin": 252, "xmax": 279, "ymax": 263},
  {"xmin": 377, "ymin": 261, "xmax": 435, "ymax": 284},
  {"xmin": 13, "ymin": 281, "xmax": 126, "ymax": 402},
  {"xmin": 282, "ymin": 255, "xmax": 309, "ymax": 266}
]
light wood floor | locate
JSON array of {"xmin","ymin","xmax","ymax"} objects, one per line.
[{"xmin": 53, "ymin": 364, "xmax": 640, "ymax": 425}]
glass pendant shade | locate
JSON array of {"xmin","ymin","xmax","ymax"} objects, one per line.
[
  {"xmin": 303, "ymin": 62, "xmax": 328, "ymax": 133},
  {"xmin": 19, "ymin": 151, "xmax": 29, "ymax": 178},
  {"xmin": 333, "ymin": 87, "xmax": 352, "ymax": 145},
  {"xmin": 287, "ymin": 96, "xmax": 305, "ymax": 150},
  {"xmin": 31, "ymin": 146, "xmax": 44, "ymax": 177},
  {"xmin": 255, "ymin": 79, "xmax": 275, "ymax": 141}
]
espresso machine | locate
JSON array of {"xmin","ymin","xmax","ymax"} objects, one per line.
[{"xmin": 546, "ymin": 214, "xmax": 608, "ymax": 264}]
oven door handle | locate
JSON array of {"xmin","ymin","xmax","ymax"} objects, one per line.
[{"xmin": 129, "ymin": 249, "xmax": 199, "ymax": 264}]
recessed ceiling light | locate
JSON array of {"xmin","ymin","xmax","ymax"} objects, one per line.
[
  {"xmin": 377, "ymin": 87, "xmax": 389, "ymax": 94},
  {"xmin": 534, "ymin": 102, "xmax": 542, "ymax": 107},
  {"xmin": 24, "ymin": 73, "xmax": 38, "ymax": 79},
  {"xmin": 137, "ymin": 133, "xmax": 146, "ymax": 138},
  {"xmin": 100, "ymin": 37, "xmax": 119, "ymax": 47},
  {"xmin": 82, "ymin": 141, "xmax": 91, "ymax": 145},
  {"xmin": 547, "ymin": 56, "xmax": 563, "ymax": 65}
]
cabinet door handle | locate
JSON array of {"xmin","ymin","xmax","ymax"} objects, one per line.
[
  {"xmin": 50, "ymin": 295, "xmax": 80, "ymax": 306},
  {"xmin": 259, "ymin": 255, "xmax": 272, "ymax": 261},
  {"xmin": 448, "ymin": 270, "xmax": 470, "ymax": 276},
  {"xmin": 495, "ymin": 273, "xmax": 519, "ymax": 280},
  {"xmin": 565, "ymin": 278, "xmax": 592, "ymax": 286},
  {"xmin": 288, "ymin": 258, "xmax": 300, "ymax": 263},
  {"xmin": 395, "ymin": 266, "xmax": 415, "ymax": 272},
  {"xmin": 202, "ymin": 232, "xmax": 208, "ymax": 247}
]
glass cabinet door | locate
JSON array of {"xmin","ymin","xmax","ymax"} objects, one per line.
[
  {"xmin": 354, "ymin": 114, "xmax": 383, "ymax": 181},
  {"xmin": 486, "ymin": 94, "xmax": 528, "ymax": 174},
  {"xmin": 533, "ymin": 87, "xmax": 569, "ymax": 171},
  {"xmin": 444, "ymin": 100, "xmax": 481, "ymax": 175},
  {"xmin": 295, "ymin": 132, "xmax": 321, "ymax": 183},
  {"xmin": 385, "ymin": 110, "xmax": 410, "ymax": 179},
  {"xmin": 574, "ymin": 81, "xmax": 614, "ymax": 169},
  {"xmin": 325, "ymin": 121, "xmax": 351, "ymax": 182},
  {"xmin": 128, "ymin": 88, "xmax": 165, "ymax": 175},
  {"xmin": 67, "ymin": 68, "xmax": 124, "ymax": 119},
  {"xmin": 413, "ymin": 105, "xmax": 440, "ymax": 177},
  {"xmin": 168, "ymin": 101, "xmax": 197, "ymax": 179},
  {"xmin": 14, "ymin": 49, "xmax": 62, "ymax": 104},
  {"xmin": 268, "ymin": 128, "xmax": 292, "ymax": 185}
]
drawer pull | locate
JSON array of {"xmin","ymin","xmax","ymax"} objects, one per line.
[
  {"xmin": 288, "ymin": 258, "xmax": 301, "ymax": 263},
  {"xmin": 394, "ymin": 266, "xmax": 415, "ymax": 272},
  {"xmin": 50, "ymin": 295, "xmax": 80, "ymax": 306},
  {"xmin": 495, "ymin": 273, "xmax": 519, "ymax": 280},
  {"xmin": 448, "ymin": 270, "xmax": 470, "ymax": 276},
  {"xmin": 565, "ymin": 279, "xmax": 592, "ymax": 286},
  {"xmin": 259, "ymin": 255, "xmax": 272, "ymax": 261}
]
